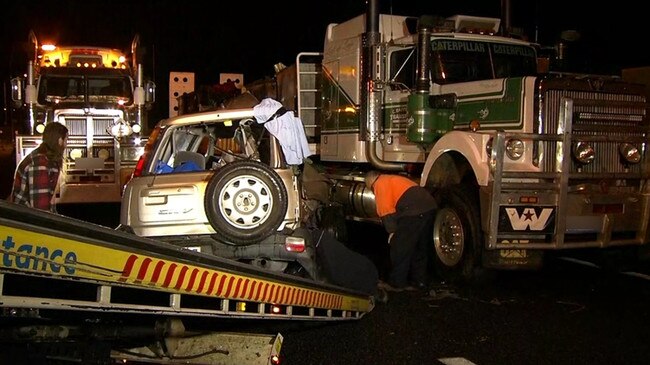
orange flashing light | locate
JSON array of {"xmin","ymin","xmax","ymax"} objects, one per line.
[
  {"xmin": 39, "ymin": 46, "xmax": 128, "ymax": 69},
  {"xmin": 469, "ymin": 119, "xmax": 481, "ymax": 132}
]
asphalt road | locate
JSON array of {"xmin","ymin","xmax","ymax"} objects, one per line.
[{"xmin": 279, "ymin": 254, "xmax": 650, "ymax": 364}]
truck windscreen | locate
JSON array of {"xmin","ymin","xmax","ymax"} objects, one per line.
[
  {"xmin": 431, "ymin": 40, "xmax": 537, "ymax": 84},
  {"xmin": 38, "ymin": 74, "xmax": 133, "ymax": 105}
]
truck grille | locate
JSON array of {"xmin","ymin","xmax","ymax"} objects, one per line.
[
  {"xmin": 65, "ymin": 118, "xmax": 87, "ymax": 136},
  {"xmin": 64, "ymin": 116, "xmax": 114, "ymax": 137},
  {"xmin": 540, "ymin": 89, "xmax": 648, "ymax": 175},
  {"xmin": 59, "ymin": 114, "xmax": 121, "ymax": 181}
]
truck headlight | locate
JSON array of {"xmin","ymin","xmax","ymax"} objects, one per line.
[
  {"xmin": 109, "ymin": 118, "xmax": 133, "ymax": 138},
  {"xmin": 70, "ymin": 148, "xmax": 83, "ymax": 160},
  {"xmin": 485, "ymin": 137, "xmax": 493, "ymax": 157},
  {"xmin": 505, "ymin": 139, "xmax": 524, "ymax": 160},
  {"xmin": 98, "ymin": 148, "xmax": 110, "ymax": 160},
  {"xmin": 572, "ymin": 141, "xmax": 595, "ymax": 165},
  {"xmin": 619, "ymin": 143, "xmax": 641, "ymax": 164}
]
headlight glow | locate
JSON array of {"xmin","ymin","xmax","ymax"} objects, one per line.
[
  {"xmin": 111, "ymin": 123, "xmax": 133, "ymax": 138},
  {"xmin": 110, "ymin": 119, "xmax": 133, "ymax": 138},
  {"xmin": 70, "ymin": 148, "xmax": 83, "ymax": 160}
]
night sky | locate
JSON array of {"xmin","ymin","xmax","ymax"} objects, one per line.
[{"xmin": 2, "ymin": 0, "xmax": 648, "ymax": 122}]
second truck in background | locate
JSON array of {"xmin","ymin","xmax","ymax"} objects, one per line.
[{"xmin": 10, "ymin": 31, "xmax": 156, "ymax": 204}]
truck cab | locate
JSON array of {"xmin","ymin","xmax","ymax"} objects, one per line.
[
  {"xmin": 273, "ymin": 3, "xmax": 650, "ymax": 283},
  {"xmin": 11, "ymin": 33, "xmax": 156, "ymax": 204}
]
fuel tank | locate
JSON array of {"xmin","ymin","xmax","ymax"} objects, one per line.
[{"xmin": 329, "ymin": 176, "xmax": 379, "ymax": 220}]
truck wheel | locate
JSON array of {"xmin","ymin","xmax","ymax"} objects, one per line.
[
  {"xmin": 204, "ymin": 160, "xmax": 288, "ymax": 245},
  {"xmin": 432, "ymin": 185, "xmax": 486, "ymax": 284}
]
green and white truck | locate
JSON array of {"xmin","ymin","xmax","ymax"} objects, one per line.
[{"xmin": 265, "ymin": 0, "xmax": 650, "ymax": 282}]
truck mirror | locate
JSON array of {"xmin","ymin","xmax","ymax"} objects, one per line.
[
  {"xmin": 428, "ymin": 93, "xmax": 457, "ymax": 109},
  {"xmin": 145, "ymin": 80, "xmax": 156, "ymax": 103},
  {"xmin": 11, "ymin": 77, "xmax": 23, "ymax": 103}
]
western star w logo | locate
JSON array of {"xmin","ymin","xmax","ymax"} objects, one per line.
[{"xmin": 505, "ymin": 207, "xmax": 554, "ymax": 231}]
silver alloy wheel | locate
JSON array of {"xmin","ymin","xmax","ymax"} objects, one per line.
[
  {"xmin": 205, "ymin": 160, "xmax": 288, "ymax": 245},
  {"xmin": 433, "ymin": 207, "xmax": 464, "ymax": 267},
  {"xmin": 218, "ymin": 174, "xmax": 274, "ymax": 229}
]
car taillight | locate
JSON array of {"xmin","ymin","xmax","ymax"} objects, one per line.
[
  {"xmin": 270, "ymin": 354, "xmax": 282, "ymax": 365},
  {"xmin": 131, "ymin": 125, "xmax": 160, "ymax": 178},
  {"xmin": 284, "ymin": 236, "xmax": 305, "ymax": 253},
  {"xmin": 132, "ymin": 152, "xmax": 149, "ymax": 177}
]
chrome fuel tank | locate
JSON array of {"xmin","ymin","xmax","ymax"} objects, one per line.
[{"xmin": 330, "ymin": 175, "xmax": 379, "ymax": 221}]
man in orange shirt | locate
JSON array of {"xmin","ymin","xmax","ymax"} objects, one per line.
[{"xmin": 365, "ymin": 170, "xmax": 437, "ymax": 291}]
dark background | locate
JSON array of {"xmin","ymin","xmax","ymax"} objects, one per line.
[{"xmin": 1, "ymin": 0, "xmax": 649, "ymax": 124}]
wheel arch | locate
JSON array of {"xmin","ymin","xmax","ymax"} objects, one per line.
[
  {"xmin": 421, "ymin": 151, "xmax": 479, "ymax": 193},
  {"xmin": 420, "ymin": 131, "xmax": 490, "ymax": 189}
]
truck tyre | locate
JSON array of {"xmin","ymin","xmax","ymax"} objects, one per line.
[
  {"xmin": 432, "ymin": 184, "xmax": 486, "ymax": 284},
  {"xmin": 204, "ymin": 160, "xmax": 288, "ymax": 245}
]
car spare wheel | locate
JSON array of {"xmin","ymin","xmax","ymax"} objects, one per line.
[{"xmin": 204, "ymin": 160, "xmax": 288, "ymax": 245}]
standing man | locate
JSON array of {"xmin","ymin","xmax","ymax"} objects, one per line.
[
  {"xmin": 9, "ymin": 122, "xmax": 68, "ymax": 213},
  {"xmin": 365, "ymin": 170, "xmax": 437, "ymax": 291}
]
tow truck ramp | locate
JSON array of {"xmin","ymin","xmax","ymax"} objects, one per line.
[{"xmin": 0, "ymin": 200, "xmax": 374, "ymax": 364}]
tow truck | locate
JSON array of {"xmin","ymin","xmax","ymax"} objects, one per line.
[{"xmin": 0, "ymin": 200, "xmax": 374, "ymax": 364}]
